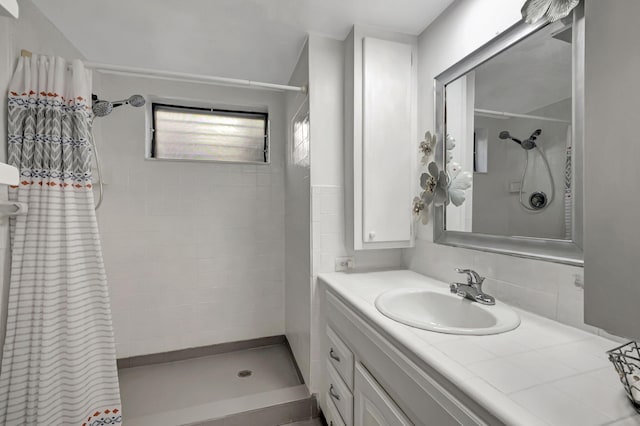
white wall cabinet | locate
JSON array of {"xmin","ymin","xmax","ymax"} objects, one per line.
[{"xmin": 344, "ymin": 26, "xmax": 417, "ymax": 251}]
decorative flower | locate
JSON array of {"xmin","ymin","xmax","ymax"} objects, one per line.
[
  {"xmin": 446, "ymin": 134, "xmax": 456, "ymax": 162},
  {"xmin": 521, "ymin": 0, "xmax": 579, "ymax": 24},
  {"xmin": 412, "ymin": 195, "xmax": 429, "ymax": 225},
  {"xmin": 447, "ymin": 162, "xmax": 473, "ymax": 207},
  {"xmin": 446, "ymin": 134, "xmax": 456, "ymax": 151},
  {"xmin": 419, "ymin": 131, "xmax": 436, "ymax": 165},
  {"xmin": 420, "ymin": 162, "xmax": 448, "ymax": 206},
  {"xmin": 412, "ymin": 131, "xmax": 473, "ymax": 225}
]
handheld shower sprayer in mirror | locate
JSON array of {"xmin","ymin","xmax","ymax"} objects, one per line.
[
  {"xmin": 91, "ymin": 94, "xmax": 146, "ymax": 117},
  {"xmin": 499, "ymin": 129, "xmax": 542, "ymax": 150}
]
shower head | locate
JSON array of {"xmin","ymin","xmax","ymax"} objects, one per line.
[
  {"xmin": 522, "ymin": 129, "xmax": 542, "ymax": 150},
  {"xmin": 92, "ymin": 94, "xmax": 146, "ymax": 117},
  {"xmin": 129, "ymin": 95, "xmax": 146, "ymax": 107},
  {"xmin": 499, "ymin": 130, "xmax": 523, "ymax": 146},
  {"xmin": 113, "ymin": 94, "xmax": 146, "ymax": 108},
  {"xmin": 92, "ymin": 100, "xmax": 114, "ymax": 118},
  {"xmin": 499, "ymin": 129, "xmax": 541, "ymax": 150},
  {"xmin": 499, "ymin": 131, "xmax": 512, "ymax": 140}
]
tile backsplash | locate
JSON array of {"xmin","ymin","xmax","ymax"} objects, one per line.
[
  {"xmin": 404, "ymin": 239, "xmax": 622, "ymax": 341},
  {"xmin": 309, "ymin": 184, "xmax": 404, "ymax": 392}
]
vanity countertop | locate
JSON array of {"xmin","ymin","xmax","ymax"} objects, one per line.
[{"xmin": 319, "ymin": 269, "xmax": 639, "ymax": 426}]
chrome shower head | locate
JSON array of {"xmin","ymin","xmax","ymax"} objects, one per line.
[
  {"xmin": 521, "ymin": 129, "xmax": 542, "ymax": 150},
  {"xmin": 499, "ymin": 130, "xmax": 523, "ymax": 146},
  {"xmin": 112, "ymin": 94, "xmax": 146, "ymax": 108},
  {"xmin": 92, "ymin": 94, "xmax": 145, "ymax": 117},
  {"xmin": 499, "ymin": 131, "xmax": 512, "ymax": 140},
  {"xmin": 92, "ymin": 100, "xmax": 113, "ymax": 117},
  {"xmin": 128, "ymin": 94, "xmax": 146, "ymax": 107},
  {"xmin": 498, "ymin": 129, "xmax": 540, "ymax": 150}
]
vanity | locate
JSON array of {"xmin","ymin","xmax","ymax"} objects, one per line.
[{"xmin": 318, "ymin": 270, "xmax": 636, "ymax": 426}]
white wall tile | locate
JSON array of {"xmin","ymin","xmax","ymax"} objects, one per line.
[{"xmin": 405, "ymin": 238, "xmax": 611, "ymax": 337}]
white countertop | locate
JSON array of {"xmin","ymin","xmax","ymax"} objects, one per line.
[{"xmin": 319, "ymin": 270, "xmax": 639, "ymax": 426}]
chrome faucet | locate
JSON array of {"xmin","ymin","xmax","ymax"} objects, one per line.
[{"xmin": 450, "ymin": 268, "xmax": 495, "ymax": 305}]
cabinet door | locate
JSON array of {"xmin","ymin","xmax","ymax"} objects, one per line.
[
  {"xmin": 354, "ymin": 364, "xmax": 412, "ymax": 426},
  {"xmin": 361, "ymin": 37, "xmax": 413, "ymax": 245}
]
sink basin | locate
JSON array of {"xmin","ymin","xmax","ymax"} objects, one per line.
[{"xmin": 375, "ymin": 288, "xmax": 520, "ymax": 335}]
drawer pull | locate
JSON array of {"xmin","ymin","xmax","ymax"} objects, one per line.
[
  {"xmin": 329, "ymin": 348, "xmax": 341, "ymax": 362},
  {"xmin": 329, "ymin": 384, "xmax": 341, "ymax": 401}
]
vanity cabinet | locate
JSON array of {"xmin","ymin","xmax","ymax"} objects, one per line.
[
  {"xmin": 344, "ymin": 25, "xmax": 417, "ymax": 251},
  {"xmin": 321, "ymin": 287, "xmax": 493, "ymax": 426}
]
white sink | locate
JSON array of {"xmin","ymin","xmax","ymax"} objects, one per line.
[{"xmin": 375, "ymin": 288, "xmax": 520, "ymax": 335}]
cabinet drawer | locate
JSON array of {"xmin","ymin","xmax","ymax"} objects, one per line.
[
  {"xmin": 327, "ymin": 326, "xmax": 355, "ymax": 389},
  {"xmin": 355, "ymin": 363, "xmax": 412, "ymax": 426},
  {"xmin": 324, "ymin": 396, "xmax": 347, "ymax": 426},
  {"xmin": 327, "ymin": 360, "xmax": 354, "ymax": 426}
]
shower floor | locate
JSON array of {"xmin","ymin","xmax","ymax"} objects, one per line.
[{"xmin": 118, "ymin": 343, "xmax": 313, "ymax": 425}]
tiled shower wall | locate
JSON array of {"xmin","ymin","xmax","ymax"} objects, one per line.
[{"xmin": 94, "ymin": 74, "xmax": 286, "ymax": 358}]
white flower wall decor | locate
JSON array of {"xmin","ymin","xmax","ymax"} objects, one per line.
[
  {"xmin": 521, "ymin": 0, "xmax": 580, "ymax": 25},
  {"xmin": 412, "ymin": 132, "xmax": 473, "ymax": 225}
]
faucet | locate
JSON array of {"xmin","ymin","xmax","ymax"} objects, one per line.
[{"xmin": 450, "ymin": 268, "xmax": 495, "ymax": 305}]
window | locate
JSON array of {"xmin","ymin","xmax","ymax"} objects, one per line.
[
  {"xmin": 150, "ymin": 103, "xmax": 269, "ymax": 163},
  {"xmin": 291, "ymin": 101, "xmax": 309, "ymax": 167}
]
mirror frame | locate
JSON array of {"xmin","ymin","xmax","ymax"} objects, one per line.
[{"xmin": 433, "ymin": 4, "xmax": 584, "ymax": 267}]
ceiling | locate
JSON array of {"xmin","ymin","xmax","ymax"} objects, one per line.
[
  {"xmin": 473, "ymin": 24, "xmax": 573, "ymax": 115},
  {"xmin": 33, "ymin": 0, "xmax": 454, "ymax": 84}
]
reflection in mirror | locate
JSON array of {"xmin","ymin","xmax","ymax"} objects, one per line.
[{"xmin": 445, "ymin": 21, "xmax": 573, "ymax": 241}]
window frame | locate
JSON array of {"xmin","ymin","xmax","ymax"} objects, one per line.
[{"xmin": 145, "ymin": 97, "xmax": 270, "ymax": 165}]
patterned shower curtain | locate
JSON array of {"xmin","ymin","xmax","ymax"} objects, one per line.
[{"xmin": 0, "ymin": 55, "xmax": 122, "ymax": 425}]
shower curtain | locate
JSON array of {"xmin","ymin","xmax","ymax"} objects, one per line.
[
  {"xmin": 564, "ymin": 125, "xmax": 572, "ymax": 240},
  {"xmin": 0, "ymin": 55, "xmax": 122, "ymax": 425}
]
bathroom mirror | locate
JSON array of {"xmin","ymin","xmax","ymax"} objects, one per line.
[{"xmin": 433, "ymin": 5, "xmax": 584, "ymax": 266}]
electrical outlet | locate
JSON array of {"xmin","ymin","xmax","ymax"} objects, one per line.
[{"xmin": 335, "ymin": 256, "xmax": 355, "ymax": 272}]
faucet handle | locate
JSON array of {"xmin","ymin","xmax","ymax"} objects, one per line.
[{"xmin": 455, "ymin": 268, "xmax": 484, "ymax": 285}]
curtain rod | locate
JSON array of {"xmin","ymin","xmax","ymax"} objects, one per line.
[
  {"xmin": 475, "ymin": 108, "xmax": 570, "ymax": 124},
  {"xmin": 20, "ymin": 49, "xmax": 307, "ymax": 94}
]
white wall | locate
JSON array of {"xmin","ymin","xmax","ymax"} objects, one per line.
[
  {"xmin": 0, "ymin": 0, "xmax": 85, "ymax": 356},
  {"xmin": 404, "ymin": 0, "xmax": 614, "ymax": 337},
  {"xmin": 94, "ymin": 74, "xmax": 286, "ymax": 357},
  {"xmin": 583, "ymin": 0, "xmax": 640, "ymax": 341},
  {"xmin": 307, "ymin": 33, "xmax": 405, "ymax": 392},
  {"xmin": 284, "ymin": 41, "xmax": 312, "ymax": 385}
]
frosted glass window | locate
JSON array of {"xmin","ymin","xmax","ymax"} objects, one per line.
[
  {"xmin": 292, "ymin": 105, "xmax": 309, "ymax": 167},
  {"xmin": 151, "ymin": 104, "xmax": 269, "ymax": 163}
]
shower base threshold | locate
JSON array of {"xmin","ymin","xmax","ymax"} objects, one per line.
[{"xmin": 118, "ymin": 337, "xmax": 317, "ymax": 426}]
